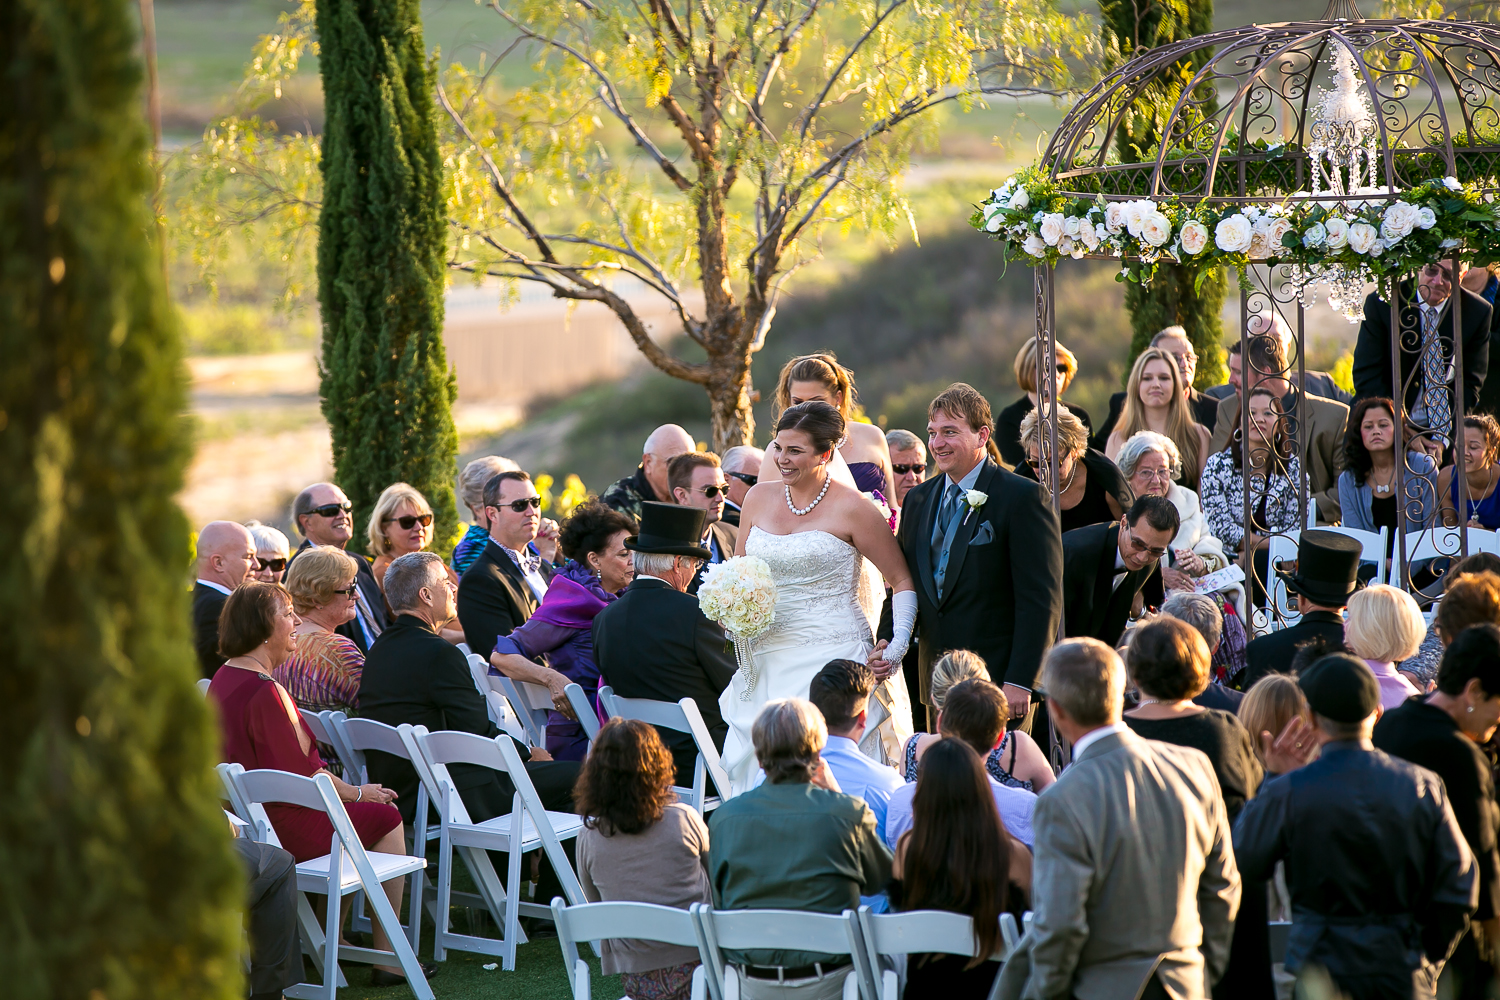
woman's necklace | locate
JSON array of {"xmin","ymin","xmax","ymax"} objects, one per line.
[
  {"xmin": 1370, "ymin": 464, "xmax": 1396, "ymax": 495},
  {"xmin": 1059, "ymin": 458, "xmax": 1079, "ymax": 493},
  {"xmin": 786, "ymin": 474, "xmax": 831, "ymax": 516},
  {"xmin": 1465, "ymin": 465, "xmax": 1497, "ymax": 521}
]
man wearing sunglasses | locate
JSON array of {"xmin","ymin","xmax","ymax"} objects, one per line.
[
  {"xmin": 719, "ymin": 445, "xmax": 764, "ymax": 528},
  {"xmin": 288, "ymin": 481, "xmax": 389, "ymax": 655},
  {"xmin": 192, "ymin": 520, "xmax": 258, "ymax": 678},
  {"xmin": 884, "ymin": 429, "xmax": 929, "ymax": 508},
  {"xmin": 667, "ymin": 452, "xmax": 737, "ymax": 595},
  {"xmin": 458, "ymin": 470, "xmax": 556, "ymax": 659},
  {"xmin": 1059, "ymin": 495, "xmax": 1180, "ymax": 648}
]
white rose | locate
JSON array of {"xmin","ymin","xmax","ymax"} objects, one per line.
[
  {"xmin": 1371, "ymin": 238, "xmax": 1386, "ymax": 256},
  {"xmin": 1379, "ymin": 218, "xmax": 1405, "ymax": 244},
  {"xmin": 1141, "ymin": 211, "xmax": 1173, "ymax": 247},
  {"xmin": 1325, "ymin": 216, "xmax": 1350, "ymax": 248},
  {"xmin": 1008, "ymin": 188, "xmax": 1030, "ymax": 211},
  {"xmin": 965, "ymin": 490, "xmax": 989, "ymax": 508},
  {"xmin": 1442, "ymin": 237, "xmax": 1463, "ymax": 250},
  {"xmin": 1022, "ymin": 233, "xmax": 1047, "ymax": 257},
  {"xmin": 1382, "ymin": 201, "xmax": 1420, "ymax": 238},
  {"xmin": 1444, "ymin": 176, "xmax": 1464, "ymax": 192},
  {"xmin": 1248, "ymin": 218, "xmax": 1274, "ymax": 259},
  {"xmin": 1038, "ymin": 213, "xmax": 1066, "ymax": 246},
  {"xmin": 985, "ymin": 214, "xmax": 1003, "ymax": 233},
  {"xmin": 1178, "ymin": 219, "xmax": 1209, "ymax": 256},
  {"xmin": 1215, "ymin": 213, "xmax": 1254, "ymax": 253},
  {"xmin": 1080, "ymin": 223, "xmax": 1100, "ymax": 251},
  {"xmin": 1417, "ymin": 206, "xmax": 1437, "ymax": 229},
  {"xmin": 1063, "ymin": 216, "xmax": 1082, "ymax": 237},
  {"xmin": 1347, "ymin": 221, "xmax": 1379, "ymax": 254},
  {"xmin": 1104, "ymin": 203, "xmax": 1126, "ymax": 235},
  {"xmin": 1122, "ymin": 200, "xmax": 1149, "ymax": 237},
  {"xmin": 1058, "ymin": 235, "xmax": 1075, "ymax": 256},
  {"xmin": 1302, "ymin": 222, "xmax": 1327, "ymax": 248}
]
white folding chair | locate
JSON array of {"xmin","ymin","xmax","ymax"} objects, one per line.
[
  {"xmin": 494, "ymin": 673, "xmax": 554, "ymax": 747},
  {"xmin": 407, "ymin": 726, "xmax": 587, "ymax": 969},
  {"xmin": 1264, "ymin": 532, "xmax": 1302, "ymax": 630},
  {"xmin": 467, "ymin": 652, "xmax": 538, "ymax": 745},
  {"xmin": 551, "ymin": 897, "xmax": 714, "ymax": 1000},
  {"xmin": 564, "ymin": 682, "xmax": 601, "ymax": 747},
  {"xmin": 855, "ymin": 906, "xmax": 1015, "ymax": 1000},
  {"xmin": 196, "ymin": 677, "xmax": 212, "ymax": 696},
  {"xmin": 1406, "ymin": 526, "xmax": 1500, "ymax": 563},
  {"xmin": 299, "ymin": 709, "xmax": 359, "ymax": 778},
  {"xmin": 598, "ymin": 686, "xmax": 731, "ymax": 814},
  {"xmin": 1318, "ymin": 525, "xmax": 1389, "ymax": 586},
  {"xmin": 217, "ymin": 764, "xmax": 431, "ymax": 1000},
  {"xmin": 456, "ymin": 642, "xmax": 472, "ymax": 656},
  {"xmin": 694, "ymin": 905, "xmax": 871, "ymax": 1000}
]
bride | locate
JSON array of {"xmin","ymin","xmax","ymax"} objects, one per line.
[{"xmin": 721, "ymin": 400, "xmax": 918, "ymax": 793}]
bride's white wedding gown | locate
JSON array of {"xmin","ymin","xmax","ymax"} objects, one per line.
[{"xmin": 718, "ymin": 526, "xmax": 915, "ymax": 795}]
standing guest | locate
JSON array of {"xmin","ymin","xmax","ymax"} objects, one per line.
[
  {"xmin": 808, "ymin": 659, "xmax": 905, "ymax": 844},
  {"xmin": 1001, "ymin": 639, "xmax": 1240, "ymax": 1000},
  {"xmin": 1439, "ymin": 415, "xmax": 1500, "ymax": 530},
  {"xmin": 1018, "ymin": 406, "xmax": 1130, "ymax": 534},
  {"xmin": 1207, "ymin": 315, "xmax": 1350, "ymax": 404},
  {"xmin": 1338, "ymin": 397, "xmax": 1440, "ymax": 552},
  {"xmin": 193, "ymin": 520, "xmax": 258, "ymax": 678},
  {"xmin": 884, "ymin": 429, "xmax": 928, "ymax": 509},
  {"xmin": 1161, "ymin": 591, "xmax": 1246, "ymax": 710},
  {"xmin": 1402, "ymin": 562, "xmax": 1500, "ymax": 690},
  {"xmin": 208, "ymin": 583, "xmax": 426, "ymax": 987},
  {"xmin": 1376, "ymin": 625, "xmax": 1500, "ymax": 1000},
  {"xmin": 489, "ymin": 500, "xmax": 636, "ymax": 761},
  {"xmin": 1345, "ymin": 585, "xmax": 1427, "ymax": 711},
  {"xmin": 1105, "ymin": 347, "xmax": 1213, "ymax": 492},
  {"xmin": 668, "ymin": 451, "xmax": 736, "ymax": 594},
  {"xmin": 289, "ymin": 482, "xmax": 388, "ymax": 655},
  {"xmin": 602, "ymin": 424, "xmax": 697, "ymax": 519},
  {"xmin": 1094, "ymin": 327, "xmax": 1221, "ymax": 449},
  {"xmin": 885, "ymin": 678, "xmax": 1038, "ymax": 851},
  {"xmin": 1117, "ymin": 431, "xmax": 1232, "ymax": 602},
  {"xmin": 761, "ymin": 353, "xmax": 896, "ymax": 501},
  {"xmin": 1237, "ymin": 674, "xmax": 1313, "ymax": 774},
  {"xmin": 1059, "ymin": 495, "xmax": 1180, "ymax": 647},
  {"xmin": 277, "ymin": 545, "xmax": 364, "ymax": 714},
  {"xmin": 1234, "ymin": 653, "xmax": 1478, "ymax": 999},
  {"xmin": 593, "ymin": 502, "xmax": 737, "ymax": 786},
  {"xmin": 891, "ymin": 739, "xmax": 1030, "ymax": 998},
  {"xmin": 996, "ymin": 339, "xmax": 1093, "ymax": 467},
  {"xmin": 245, "ymin": 521, "xmax": 291, "ymax": 584},
  {"xmin": 707, "ymin": 699, "xmax": 891, "ymax": 1000},
  {"xmin": 883, "ymin": 383, "xmax": 1063, "ymax": 734},
  {"xmin": 1468, "ymin": 263, "xmax": 1500, "ymax": 419},
  {"xmin": 574, "ymin": 719, "xmax": 713, "ymax": 1000},
  {"xmin": 898, "ymin": 649, "xmax": 1054, "ymax": 791},
  {"xmin": 457, "ymin": 470, "xmax": 559, "ymax": 659},
  {"xmin": 719, "ymin": 445, "xmax": 764, "ymax": 529},
  {"xmin": 1240, "ymin": 531, "xmax": 1361, "ymax": 691},
  {"xmin": 453, "ymin": 455, "xmax": 521, "ymax": 574}
]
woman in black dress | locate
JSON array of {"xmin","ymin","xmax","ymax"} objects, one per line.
[
  {"xmin": 1124, "ymin": 617, "xmax": 1270, "ymax": 999},
  {"xmin": 1018, "ymin": 405, "xmax": 1130, "ymax": 534},
  {"xmin": 995, "ymin": 338, "xmax": 1092, "ymax": 467},
  {"xmin": 890, "ymin": 739, "xmax": 1029, "ymax": 998}
]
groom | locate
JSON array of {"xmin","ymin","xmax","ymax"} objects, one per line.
[{"xmin": 880, "ymin": 383, "xmax": 1064, "ymax": 732}]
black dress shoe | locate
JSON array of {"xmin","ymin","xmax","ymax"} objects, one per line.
[{"xmin": 369, "ymin": 961, "xmax": 439, "ymax": 987}]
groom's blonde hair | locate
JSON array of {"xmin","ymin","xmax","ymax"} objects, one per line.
[{"xmin": 752, "ymin": 699, "xmax": 827, "ymax": 784}]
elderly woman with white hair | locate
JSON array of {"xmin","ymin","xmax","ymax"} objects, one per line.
[
  {"xmin": 245, "ymin": 521, "xmax": 292, "ymax": 584},
  {"xmin": 1116, "ymin": 431, "xmax": 1228, "ymax": 591}
]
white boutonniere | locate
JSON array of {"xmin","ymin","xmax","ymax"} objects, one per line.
[{"xmin": 961, "ymin": 489, "xmax": 988, "ymax": 525}]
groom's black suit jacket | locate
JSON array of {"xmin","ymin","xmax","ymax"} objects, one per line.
[{"xmin": 882, "ymin": 458, "xmax": 1063, "ymax": 704}]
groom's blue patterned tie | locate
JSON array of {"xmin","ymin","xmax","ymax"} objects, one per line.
[{"xmin": 932, "ymin": 482, "xmax": 964, "ymax": 595}]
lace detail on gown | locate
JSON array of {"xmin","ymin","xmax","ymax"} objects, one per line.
[{"xmin": 749, "ymin": 529, "xmax": 874, "ymax": 650}]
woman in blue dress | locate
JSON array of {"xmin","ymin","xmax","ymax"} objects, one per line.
[{"xmin": 1439, "ymin": 415, "xmax": 1500, "ymax": 530}]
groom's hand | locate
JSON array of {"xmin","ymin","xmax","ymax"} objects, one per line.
[
  {"xmin": 1002, "ymin": 683, "xmax": 1031, "ymax": 720},
  {"xmin": 866, "ymin": 641, "xmax": 897, "ymax": 681}
]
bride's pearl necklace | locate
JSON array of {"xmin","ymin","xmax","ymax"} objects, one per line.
[{"xmin": 785, "ymin": 475, "xmax": 831, "ymax": 516}]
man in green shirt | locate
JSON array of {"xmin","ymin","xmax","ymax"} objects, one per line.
[{"xmin": 707, "ymin": 698, "xmax": 892, "ymax": 998}]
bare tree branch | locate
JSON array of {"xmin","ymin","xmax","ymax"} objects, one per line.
[{"xmin": 797, "ymin": 0, "xmax": 908, "ymax": 143}]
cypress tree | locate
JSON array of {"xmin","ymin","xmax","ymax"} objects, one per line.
[
  {"xmin": 317, "ymin": 0, "xmax": 459, "ymax": 553},
  {"xmin": 0, "ymin": 0, "xmax": 243, "ymax": 996}
]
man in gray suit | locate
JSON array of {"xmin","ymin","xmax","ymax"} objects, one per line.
[{"xmin": 1002, "ymin": 638, "xmax": 1240, "ymax": 1000}]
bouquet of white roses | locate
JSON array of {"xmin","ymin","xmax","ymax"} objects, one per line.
[{"xmin": 697, "ymin": 555, "xmax": 777, "ymax": 700}]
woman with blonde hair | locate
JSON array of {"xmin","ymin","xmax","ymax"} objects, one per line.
[
  {"xmin": 276, "ymin": 545, "xmax": 365, "ymax": 714},
  {"xmin": 1105, "ymin": 347, "xmax": 1212, "ymax": 492},
  {"xmin": 898, "ymin": 650, "xmax": 1054, "ymax": 791},
  {"xmin": 366, "ymin": 482, "xmax": 463, "ymax": 642},
  {"xmin": 1018, "ymin": 405, "xmax": 1130, "ymax": 534},
  {"xmin": 996, "ymin": 339, "xmax": 1092, "ymax": 467},
  {"xmin": 1238, "ymin": 674, "xmax": 1313, "ymax": 772},
  {"xmin": 1346, "ymin": 585, "xmax": 1427, "ymax": 710},
  {"xmin": 758, "ymin": 352, "xmax": 897, "ymax": 501}
]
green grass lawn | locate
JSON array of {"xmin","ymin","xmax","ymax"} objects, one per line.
[{"xmin": 330, "ymin": 934, "xmax": 620, "ymax": 1000}]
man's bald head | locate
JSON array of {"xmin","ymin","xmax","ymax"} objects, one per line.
[
  {"xmin": 196, "ymin": 521, "xmax": 257, "ymax": 591},
  {"xmin": 641, "ymin": 424, "xmax": 697, "ymax": 500}
]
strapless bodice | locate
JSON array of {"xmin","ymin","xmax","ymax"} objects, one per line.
[{"xmin": 745, "ymin": 527, "xmax": 874, "ymax": 647}]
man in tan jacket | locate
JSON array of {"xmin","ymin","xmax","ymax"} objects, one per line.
[{"xmin": 1000, "ymin": 639, "xmax": 1240, "ymax": 1000}]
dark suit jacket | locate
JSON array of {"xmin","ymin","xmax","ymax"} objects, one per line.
[
  {"xmin": 592, "ymin": 578, "xmax": 737, "ymax": 784},
  {"xmin": 192, "ymin": 582, "xmax": 229, "ymax": 679},
  {"xmin": 1060, "ymin": 521, "xmax": 1156, "ymax": 648},
  {"xmin": 687, "ymin": 521, "xmax": 739, "ymax": 597},
  {"xmin": 457, "ymin": 538, "xmax": 548, "ymax": 659},
  {"xmin": 1092, "ymin": 388, "xmax": 1219, "ymax": 452},
  {"xmin": 1238, "ymin": 609, "xmax": 1347, "ymax": 692},
  {"xmin": 291, "ymin": 538, "xmax": 388, "ymax": 655},
  {"xmin": 1353, "ymin": 283, "xmax": 1491, "ymax": 419},
  {"xmin": 721, "ymin": 501, "xmax": 742, "ymax": 528},
  {"xmin": 1205, "ymin": 373, "xmax": 1350, "ymax": 405},
  {"xmin": 883, "ymin": 459, "xmax": 1064, "ymax": 701}
]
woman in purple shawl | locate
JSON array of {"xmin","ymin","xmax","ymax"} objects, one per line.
[{"xmin": 489, "ymin": 500, "xmax": 637, "ymax": 760}]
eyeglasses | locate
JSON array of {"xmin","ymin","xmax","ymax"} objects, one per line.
[
  {"xmin": 1134, "ymin": 467, "xmax": 1171, "ymax": 482},
  {"xmin": 693, "ymin": 484, "xmax": 729, "ymax": 499},
  {"xmin": 1125, "ymin": 530, "xmax": 1169, "ymax": 559},
  {"xmin": 892, "ymin": 463, "xmax": 926, "ymax": 475},
  {"xmin": 1054, "ymin": 364, "xmax": 1069, "ymax": 375},
  {"xmin": 333, "ymin": 586, "xmax": 359, "ymax": 598},
  {"xmin": 256, "ymin": 557, "xmax": 288, "ymax": 573},
  {"xmin": 384, "ymin": 513, "xmax": 434, "ymax": 530},
  {"xmin": 492, "ymin": 496, "xmax": 542, "ymax": 513},
  {"xmin": 725, "ymin": 471, "xmax": 758, "ymax": 487},
  {"xmin": 310, "ymin": 502, "xmax": 353, "ymax": 518}
]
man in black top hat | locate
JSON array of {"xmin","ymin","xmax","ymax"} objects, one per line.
[
  {"xmin": 1240, "ymin": 530, "xmax": 1362, "ymax": 691},
  {"xmin": 1235, "ymin": 653, "xmax": 1478, "ymax": 999},
  {"xmin": 592, "ymin": 502, "xmax": 738, "ymax": 786}
]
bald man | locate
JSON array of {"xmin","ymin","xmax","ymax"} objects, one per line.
[
  {"xmin": 600, "ymin": 423, "xmax": 697, "ymax": 519},
  {"xmin": 193, "ymin": 520, "xmax": 257, "ymax": 678}
]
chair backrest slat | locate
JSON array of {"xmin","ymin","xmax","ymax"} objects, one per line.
[
  {"xmin": 564, "ymin": 683, "xmax": 600, "ymax": 743},
  {"xmin": 706, "ymin": 909, "xmax": 855, "ymax": 954}
]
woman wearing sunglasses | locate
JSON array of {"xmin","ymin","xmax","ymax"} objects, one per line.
[
  {"xmin": 278, "ymin": 545, "xmax": 366, "ymax": 715},
  {"xmin": 995, "ymin": 338, "xmax": 1092, "ymax": 468},
  {"xmin": 367, "ymin": 483, "xmax": 465, "ymax": 642},
  {"xmin": 246, "ymin": 521, "xmax": 291, "ymax": 584}
]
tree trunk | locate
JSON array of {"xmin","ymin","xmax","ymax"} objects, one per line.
[
  {"xmin": 707, "ymin": 357, "xmax": 756, "ymax": 453},
  {"xmin": 0, "ymin": 0, "xmax": 243, "ymax": 994},
  {"xmin": 1124, "ymin": 264, "xmax": 1229, "ymax": 388}
]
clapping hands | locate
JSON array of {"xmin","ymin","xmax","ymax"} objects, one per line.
[{"xmin": 1259, "ymin": 715, "xmax": 1319, "ymax": 775}]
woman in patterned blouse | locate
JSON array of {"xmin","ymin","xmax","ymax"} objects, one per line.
[{"xmin": 276, "ymin": 544, "xmax": 365, "ymax": 714}]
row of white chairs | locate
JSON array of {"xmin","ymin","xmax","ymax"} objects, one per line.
[{"xmin": 552, "ymin": 897, "xmax": 1030, "ymax": 1000}]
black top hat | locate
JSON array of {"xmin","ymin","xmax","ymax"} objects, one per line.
[
  {"xmin": 1272, "ymin": 529, "xmax": 1364, "ymax": 607},
  {"xmin": 625, "ymin": 502, "xmax": 711, "ymax": 559}
]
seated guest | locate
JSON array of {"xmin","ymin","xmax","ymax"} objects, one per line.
[
  {"xmin": 1338, "ymin": 397, "xmax": 1439, "ymax": 555},
  {"xmin": 594, "ymin": 503, "xmax": 736, "ymax": 787},
  {"xmin": 1094, "ymin": 327, "xmax": 1220, "ymax": 448},
  {"xmin": 1237, "ymin": 674, "xmax": 1312, "ymax": 776},
  {"xmin": 1401, "ymin": 559, "xmax": 1500, "ymax": 689},
  {"xmin": 1117, "ymin": 431, "xmax": 1230, "ymax": 598},
  {"xmin": 997, "ymin": 339, "xmax": 1092, "ymax": 467},
  {"xmin": 1105, "ymin": 347, "xmax": 1213, "ymax": 493},
  {"xmin": 667, "ymin": 451, "xmax": 736, "ymax": 593},
  {"xmin": 276, "ymin": 544, "xmax": 364, "ymax": 714},
  {"xmin": 453, "ymin": 455, "xmax": 520, "ymax": 575},
  {"xmin": 1240, "ymin": 530, "xmax": 1361, "ymax": 691},
  {"xmin": 808, "ymin": 659, "xmax": 905, "ymax": 842},
  {"xmin": 245, "ymin": 521, "xmax": 291, "ymax": 584},
  {"xmin": 230, "ymin": 831, "xmax": 302, "ymax": 1000},
  {"xmin": 884, "ymin": 429, "xmax": 928, "ymax": 509},
  {"xmin": 575, "ymin": 719, "xmax": 712, "ymax": 1000},
  {"xmin": 891, "ymin": 739, "xmax": 1030, "ymax": 998},
  {"xmin": 899, "ymin": 650, "xmax": 1054, "ymax": 791},
  {"xmin": 1440, "ymin": 414, "xmax": 1500, "ymax": 529},
  {"xmin": 367, "ymin": 481, "xmax": 458, "ymax": 592},
  {"xmin": 707, "ymin": 699, "xmax": 891, "ymax": 999},
  {"xmin": 602, "ymin": 423, "xmax": 697, "ymax": 519},
  {"xmin": 193, "ymin": 520, "xmax": 258, "ymax": 678},
  {"xmin": 208, "ymin": 583, "xmax": 421, "ymax": 986},
  {"xmin": 490, "ymin": 500, "xmax": 637, "ymax": 761},
  {"xmin": 458, "ymin": 470, "xmax": 558, "ymax": 659},
  {"xmin": 1161, "ymin": 591, "xmax": 1246, "ymax": 705},
  {"xmin": 289, "ymin": 482, "xmax": 387, "ymax": 654},
  {"xmin": 1345, "ymin": 585, "xmax": 1426, "ymax": 711},
  {"xmin": 1060, "ymin": 495, "xmax": 1180, "ymax": 647},
  {"xmin": 886, "ymin": 679, "xmax": 1038, "ymax": 851},
  {"xmin": 719, "ymin": 445, "xmax": 764, "ymax": 528},
  {"xmin": 1018, "ymin": 405, "xmax": 1129, "ymax": 534}
]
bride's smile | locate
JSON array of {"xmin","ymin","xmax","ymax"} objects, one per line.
[{"xmin": 772, "ymin": 429, "xmax": 830, "ymax": 491}]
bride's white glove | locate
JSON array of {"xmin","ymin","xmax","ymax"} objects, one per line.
[{"xmin": 882, "ymin": 590, "xmax": 917, "ymax": 665}]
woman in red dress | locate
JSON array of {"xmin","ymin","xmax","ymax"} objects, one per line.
[{"xmin": 209, "ymin": 582, "xmax": 424, "ymax": 985}]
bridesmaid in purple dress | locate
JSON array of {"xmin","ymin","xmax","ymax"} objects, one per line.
[{"xmin": 489, "ymin": 501, "xmax": 637, "ymax": 760}]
